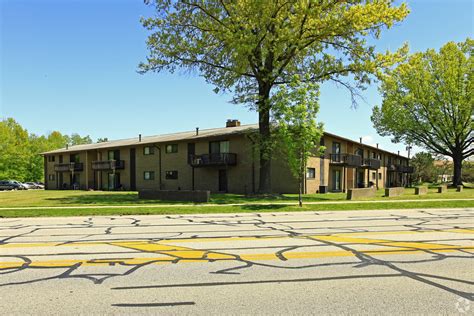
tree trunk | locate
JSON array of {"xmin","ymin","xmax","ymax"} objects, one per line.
[
  {"xmin": 452, "ymin": 153, "xmax": 463, "ymax": 186},
  {"xmin": 257, "ymin": 85, "xmax": 272, "ymax": 194},
  {"xmin": 298, "ymin": 164, "xmax": 303, "ymax": 207}
]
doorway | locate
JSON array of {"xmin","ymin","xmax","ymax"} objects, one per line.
[
  {"xmin": 332, "ymin": 169, "xmax": 341, "ymax": 191},
  {"xmin": 108, "ymin": 173, "xmax": 121, "ymax": 190},
  {"xmin": 218, "ymin": 170, "xmax": 228, "ymax": 192}
]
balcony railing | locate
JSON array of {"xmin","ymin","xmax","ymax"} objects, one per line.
[
  {"xmin": 54, "ymin": 162, "xmax": 83, "ymax": 172},
  {"xmin": 189, "ymin": 153, "xmax": 237, "ymax": 167},
  {"xmin": 329, "ymin": 154, "xmax": 362, "ymax": 168},
  {"xmin": 362, "ymin": 158, "xmax": 381, "ymax": 169},
  {"xmin": 91, "ymin": 160, "xmax": 125, "ymax": 171},
  {"xmin": 388, "ymin": 164, "xmax": 414, "ymax": 173}
]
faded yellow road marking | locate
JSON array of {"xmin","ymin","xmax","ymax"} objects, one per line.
[
  {"xmin": 0, "ymin": 246, "xmax": 472, "ymax": 270},
  {"xmin": 1, "ymin": 228, "xmax": 472, "ymax": 249}
]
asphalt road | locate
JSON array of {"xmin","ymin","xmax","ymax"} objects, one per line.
[{"xmin": 1, "ymin": 208, "xmax": 473, "ymax": 315}]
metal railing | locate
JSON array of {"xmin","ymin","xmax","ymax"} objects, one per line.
[
  {"xmin": 362, "ymin": 158, "xmax": 381, "ymax": 169},
  {"xmin": 91, "ymin": 160, "xmax": 125, "ymax": 171},
  {"xmin": 54, "ymin": 162, "xmax": 84, "ymax": 172},
  {"xmin": 189, "ymin": 153, "xmax": 237, "ymax": 167},
  {"xmin": 388, "ymin": 164, "xmax": 414, "ymax": 173},
  {"xmin": 329, "ymin": 154, "xmax": 362, "ymax": 167}
]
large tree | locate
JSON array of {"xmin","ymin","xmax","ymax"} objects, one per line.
[
  {"xmin": 140, "ymin": 0, "xmax": 409, "ymax": 193},
  {"xmin": 372, "ymin": 39, "xmax": 473, "ymax": 186}
]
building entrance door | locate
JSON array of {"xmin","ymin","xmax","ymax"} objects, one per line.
[
  {"xmin": 332, "ymin": 170, "xmax": 341, "ymax": 191},
  {"xmin": 218, "ymin": 170, "xmax": 228, "ymax": 192}
]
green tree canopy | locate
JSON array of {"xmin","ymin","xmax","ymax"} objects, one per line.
[
  {"xmin": 410, "ymin": 152, "xmax": 435, "ymax": 184},
  {"xmin": 0, "ymin": 118, "xmax": 92, "ymax": 182},
  {"xmin": 273, "ymin": 75, "xmax": 324, "ymax": 206},
  {"xmin": 372, "ymin": 39, "xmax": 473, "ymax": 186},
  {"xmin": 140, "ymin": 0, "xmax": 409, "ymax": 193}
]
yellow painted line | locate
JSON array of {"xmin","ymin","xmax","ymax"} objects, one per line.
[
  {"xmin": 0, "ymin": 246, "xmax": 472, "ymax": 270},
  {"xmin": 1, "ymin": 228, "xmax": 472, "ymax": 249}
]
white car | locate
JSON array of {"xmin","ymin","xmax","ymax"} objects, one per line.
[{"xmin": 24, "ymin": 182, "xmax": 38, "ymax": 190}]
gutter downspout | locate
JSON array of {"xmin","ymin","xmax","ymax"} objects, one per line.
[{"xmin": 153, "ymin": 144, "xmax": 162, "ymax": 190}]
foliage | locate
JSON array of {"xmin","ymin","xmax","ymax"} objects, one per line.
[
  {"xmin": 462, "ymin": 160, "xmax": 474, "ymax": 183},
  {"xmin": 0, "ymin": 118, "xmax": 92, "ymax": 182},
  {"xmin": 273, "ymin": 75, "xmax": 324, "ymax": 206},
  {"xmin": 372, "ymin": 39, "xmax": 474, "ymax": 186},
  {"xmin": 410, "ymin": 152, "xmax": 436, "ymax": 183},
  {"xmin": 141, "ymin": 0, "xmax": 409, "ymax": 192}
]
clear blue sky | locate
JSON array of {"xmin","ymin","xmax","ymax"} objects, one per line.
[{"xmin": 1, "ymin": 0, "xmax": 472, "ymax": 156}]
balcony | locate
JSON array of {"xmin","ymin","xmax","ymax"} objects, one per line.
[
  {"xmin": 54, "ymin": 162, "xmax": 83, "ymax": 172},
  {"xmin": 329, "ymin": 154, "xmax": 362, "ymax": 168},
  {"xmin": 388, "ymin": 164, "xmax": 414, "ymax": 173},
  {"xmin": 92, "ymin": 160, "xmax": 125, "ymax": 171},
  {"xmin": 189, "ymin": 153, "xmax": 237, "ymax": 168},
  {"xmin": 362, "ymin": 158, "xmax": 381, "ymax": 169},
  {"xmin": 400, "ymin": 165, "xmax": 414, "ymax": 173}
]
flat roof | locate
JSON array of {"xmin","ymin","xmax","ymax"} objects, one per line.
[{"xmin": 41, "ymin": 123, "xmax": 409, "ymax": 158}]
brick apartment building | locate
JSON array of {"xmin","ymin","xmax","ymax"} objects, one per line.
[{"xmin": 42, "ymin": 120, "xmax": 413, "ymax": 194}]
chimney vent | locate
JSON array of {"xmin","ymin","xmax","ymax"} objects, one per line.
[
  {"xmin": 359, "ymin": 137, "xmax": 362, "ymax": 143},
  {"xmin": 226, "ymin": 119, "xmax": 241, "ymax": 128},
  {"xmin": 398, "ymin": 150, "xmax": 400, "ymax": 156},
  {"xmin": 196, "ymin": 127, "xmax": 199, "ymax": 136},
  {"xmin": 66, "ymin": 144, "xmax": 69, "ymax": 150},
  {"xmin": 376, "ymin": 143, "xmax": 379, "ymax": 148},
  {"xmin": 139, "ymin": 134, "xmax": 142, "ymax": 142}
]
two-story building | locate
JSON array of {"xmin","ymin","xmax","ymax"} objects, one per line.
[{"xmin": 42, "ymin": 120, "xmax": 413, "ymax": 194}]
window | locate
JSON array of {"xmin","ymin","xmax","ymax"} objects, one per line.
[
  {"xmin": 209, "ymin": 140, "xmax": 229, "ymax": 154},
  {"xmin": 70, "ymin": 154, "xmax": 80, "ymax": 163},
  {"xmin": 48, "ymin": 156, "xmax": 55, "ymax": 162},
  {"xmin": 306, "ymin": 168, "xmax": 316, "ymax": 179},
  {"xmin": 48, "ymin": 174, "xmax": 55, "ymax": 181},
  {"xmin": 378, "ymin": 173, "xmax": 382, "ymax": 180},
  {"xmin": 144, "ymin": 171, "xmax": 155, "ymax": 180},
  {"xmin": 165, "ymin": 144, "xmax": 178, "ymax": 153},
  {"xmin": 372, "ymin": 172, "xmax": 376, "ymax": 180},
  {"xmin": 143, "ymin": 146, "xmax": 154, "ymax": 155},
  {"xmin": 108, "ymin": 150, "xmax": 120, "ymax": 160},
  {"xmin": 165, "ymin": 170, "xmax": 178, "ymax": 179}
]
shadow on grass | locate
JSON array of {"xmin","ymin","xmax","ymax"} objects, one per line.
[{"xmin": 240, "ymin": 204, "xmax": 290, "ymax": 211}]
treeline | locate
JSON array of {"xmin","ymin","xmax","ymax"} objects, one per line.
[{"xmin": 0, "ymin": 118, "xmax": 93, "ymax": 182}]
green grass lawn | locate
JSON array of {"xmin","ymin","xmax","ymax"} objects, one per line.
[
  {"xmin": 0, "ymin": 187, "xmax": 472, "ymax": 208},
  {"xmin": 0, "ymin": 187, "xmax": 472, "ymax": 218}
]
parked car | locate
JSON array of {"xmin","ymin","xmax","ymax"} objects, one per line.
[
  {"xmin": 24, "ymin": 182, "xmax": 39, "ymax": 189},
  {"xmin": 35, "ymin": 182, "xmax": 45, "ymax": 189},
  {"xmin": 12, "ymin": 181, "xmax": 28, "ymax": 190},
  {"xmin": 0, "ymin": 180, "xmax": 25, "ymax": 190}
]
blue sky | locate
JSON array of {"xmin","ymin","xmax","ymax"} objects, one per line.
[{"xmin": 1, "ymin": 0, "xmax": 472, "ymax": 156}]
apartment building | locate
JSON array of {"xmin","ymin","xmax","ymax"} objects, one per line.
[{"xmin": 42, "ymin": 120, "xmax": 413, "ymax": 194}]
